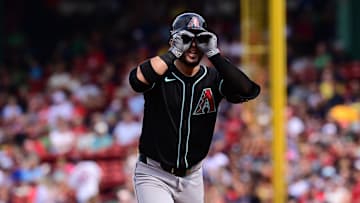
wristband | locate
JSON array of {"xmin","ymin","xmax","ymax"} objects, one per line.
[{"xmin": 159, "ymin": 51, "xmax": 176, "ymax": 66}]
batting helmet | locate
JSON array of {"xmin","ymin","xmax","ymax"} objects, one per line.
[{"xmin": 170, "ymin": 12, "xmax": 208, "ymax": 35}]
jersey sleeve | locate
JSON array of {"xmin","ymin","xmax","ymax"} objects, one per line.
[
  {"xmin": 220, "ymin": 79, "xmax": 260, "ymax": 103},
  {"xmin": 209, "ymin": 54, "xmax": 260, "ymax": 103}
]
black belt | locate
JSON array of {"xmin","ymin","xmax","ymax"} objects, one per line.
[{"xmin": 139, "ymin": 154, "xmax": 189, "ymax": 177}]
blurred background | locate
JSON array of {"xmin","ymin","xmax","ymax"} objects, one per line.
[{"xmin": 1, "ymin": 0, "xmax": 360, "ymax": 202}]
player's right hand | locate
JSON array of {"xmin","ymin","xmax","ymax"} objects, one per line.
[{"xmin": 169, "ymin": 30, "xmax": 195, "ymax": 58}]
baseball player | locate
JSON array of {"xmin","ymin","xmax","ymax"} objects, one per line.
[{"xmin": 128, "ymin": 12, "xmax": 260, "ymax": 203}]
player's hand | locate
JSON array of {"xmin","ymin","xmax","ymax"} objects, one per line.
[
  {"xmin": 169, "ymin": 30, "xmax": 195, "ymax": 58},
  {"xmin": 196, "ymin": 31, "xmax": 220, "ymax": 57}
]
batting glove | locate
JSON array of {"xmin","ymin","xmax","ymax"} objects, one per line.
[
  {"xmin": 169, "ymin": 30, "xmax": 195, "ymax": 58},
  {"xmin": 196, "ymin": 31, "xmax": 220, "ymax": 58}
]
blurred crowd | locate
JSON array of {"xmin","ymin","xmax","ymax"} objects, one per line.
[{"xmin": 1, "ymin": 0, "xmax": 360, "ymax": 202}]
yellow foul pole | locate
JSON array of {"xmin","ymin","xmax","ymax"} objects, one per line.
[
  {"xmin": 241, "ymin": 0, "xmax": 250, "ymax": 68},
  {"xmin": 269, "ymin": 0, "xmax": 286, "ymax": 203}
]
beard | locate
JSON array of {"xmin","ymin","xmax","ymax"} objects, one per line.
[{"xmin": 179, "ymin": 52, "xmax": 203, "ymax": 67}]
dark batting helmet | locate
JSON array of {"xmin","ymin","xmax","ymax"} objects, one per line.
[{"xmin": 170, "ymin": 12, "xmax": 208, "ymax": 35}]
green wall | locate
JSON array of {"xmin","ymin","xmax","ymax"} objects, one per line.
[
  {"xmin": 337, "ymin": 0, "xmax": 360, "ymax": 60},
  {"xmin": 0, "ymin": 0, "xmax": 3, "ymax": 64},
  {"xmin": 352, "ymin": 0, "xmax": 360, "ymax": 59}
]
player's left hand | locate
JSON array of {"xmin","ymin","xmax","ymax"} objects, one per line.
[{"xmin": 196, "ymin": 31, "xmax": 220, "ymax": 57}]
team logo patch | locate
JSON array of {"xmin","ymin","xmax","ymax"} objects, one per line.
[
  {"xmin": 193, "ymin": 88, "xmax": 216, "ymax": 115},
  {"xmin": 187, "ymin": 17, "xmax": 200, "ymax": 29}
]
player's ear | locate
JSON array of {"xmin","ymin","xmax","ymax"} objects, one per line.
[{"xmin": 169, "ymin": 38, "xmax": 173, "ymax": 47}]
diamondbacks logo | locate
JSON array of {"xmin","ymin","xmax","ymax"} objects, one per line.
[
  {"xmin": 187, "ymin": 17, "xmax": 200, "ymax": 29},
  {"xmin": 193, "ymin": 88, "xmax": 216, "ymax": 115}
]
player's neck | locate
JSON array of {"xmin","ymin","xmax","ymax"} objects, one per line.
[{"xmin": 174, "ymin": 60, "xmax": 200, "ymax": 77}]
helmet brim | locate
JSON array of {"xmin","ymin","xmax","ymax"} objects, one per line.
[{"xmin": 171, "ymin": 27, "xmax": 207, "ymax": 36}]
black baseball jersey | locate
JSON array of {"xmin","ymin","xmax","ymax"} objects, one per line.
[{"xmin": 129, "ymin": 60, "xmax": 260, "ymax": 170}]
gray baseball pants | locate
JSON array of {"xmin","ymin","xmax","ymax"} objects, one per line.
[{"xmin": 133, "ymin": 156, "xmax": 204, "ymax": 203}]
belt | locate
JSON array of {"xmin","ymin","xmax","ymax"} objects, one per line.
[{"xmin": 139, "ymin": 154, "xmax": 191, "ymax": 177}]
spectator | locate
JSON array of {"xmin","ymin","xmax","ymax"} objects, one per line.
[
  {"xmin": 48, "ymin": 90, "xmax": 74, "ymax": 126},
  {"xmin": 68, "ymin": 160, "xmax": 102, "ymax": 203},
  {"xmin": 48, "ymin": 117, "xmax": 75, "ymax": 155},
  {"xmin": 2, "ymin": 96, "xmax": 23, "ymax": 122},
  {"xmin": 113, "ymin": 110, "xmax": 141, "ymax": 147}
]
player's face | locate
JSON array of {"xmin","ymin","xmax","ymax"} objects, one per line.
[{"xmin": 180, "ymin": 39, "xmax": 204, "ymax": 67}]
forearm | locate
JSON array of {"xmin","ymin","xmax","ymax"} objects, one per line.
[{"xmin": 209, "ymin": 54, "xmax": 259, "ymax": 95}]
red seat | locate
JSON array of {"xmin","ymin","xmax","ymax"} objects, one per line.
[
  {"xmin": 98, "ymin": 160, "xmax": 126, "ymax": 190},
  {"xmin": 341, "ymin": 61, "xmax": 360, "ymax": 80},
  {"xmin": 350, "ymin": 62, "xmax": 360, "ymax": 79}
]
